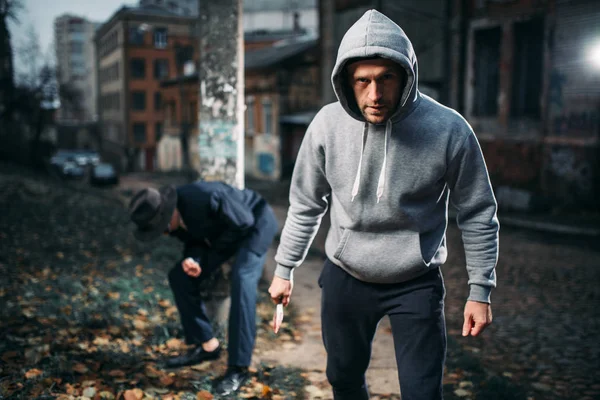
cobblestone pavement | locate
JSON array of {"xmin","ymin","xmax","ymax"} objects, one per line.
[
  {"xmin": 442, "ymin": 224, "xmax": 600, "ymax": 399},
  {"xmin": 249, "ymin": 177, "xmax": 600, "ymax": 399}
]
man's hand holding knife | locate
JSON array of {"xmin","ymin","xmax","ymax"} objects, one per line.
[{"xmin": 268, "ymin": 275, "xmax": 293, "ymax": 334}]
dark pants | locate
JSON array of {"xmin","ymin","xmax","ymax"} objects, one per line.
[
  {"xmin": 319, "ymin": 259, "xmax": 446, "ymax": 400},
  {"xmin": 168, "ymin": 245, "xmax": 266, "ymax": 367}
]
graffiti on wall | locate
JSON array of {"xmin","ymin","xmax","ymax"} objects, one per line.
[
  {"xmin": 553, "ymin": 108, "xmax": 599, "ymax": 137},
  {"xmin": 479, "ymin": 140, "xmax": 541, "ymax": 188},
  {"xmin": 198, "ymin": 121, "xmax": 239, "ymax": 184},
  {"xmin": 546, "ymin": 146, "xmax": 593, "ymax": 198},
  {"xmin": 549, "ymin": 70, "xmax": 600, "ymax": 137},
  {"xmin": 253, "ymin": 133, "xmax": 280, "ymax": 180}
]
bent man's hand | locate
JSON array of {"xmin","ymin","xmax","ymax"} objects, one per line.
[
  {"xmin": 182, "ymin": 257, "xmax": 202, "ymax": 278},
  {"xmin": 268, "ymin": 275, "xmax": 293, "ymax": 307},
  {"xmin": 462, "ymin": 300, "xmax": 492, "ymax": 337}
]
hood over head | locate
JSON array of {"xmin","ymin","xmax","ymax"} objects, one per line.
[{"xmin": 331, "ymin": 9, "xmax": 419, "ymax": 122}]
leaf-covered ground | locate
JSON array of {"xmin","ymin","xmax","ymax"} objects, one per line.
[{"xmin": 0, "ymin": 174, "xmax": 307, "ymax": 400}]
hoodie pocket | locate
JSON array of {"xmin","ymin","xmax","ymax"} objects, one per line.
[{"xmin": 333, "ymin": 229, "xmax": 428, "ymax": 283}]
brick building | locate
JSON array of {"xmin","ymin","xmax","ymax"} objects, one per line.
[
  {"xmin": 95, "ymin": 4, "xmax": 196, "ymax": 172},
  {"xmin": 449, "ymin": 0, "xmax": 599, "ymax": 210},
  {"xmin": 157, "ymin": 36, "xmax": 320, "ymax": 180}
]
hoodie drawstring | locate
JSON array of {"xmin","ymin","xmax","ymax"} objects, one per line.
[
  {"xmin": 351, "ymin": 119, "xmax": 392, "ymax": 203},
  {"xmin": 376, "ymin": 119, "xmax": 391, "ymax": 203},
  {"xmin": 351, "ymin": 123, "xmax": 368, "ymax": 202}
]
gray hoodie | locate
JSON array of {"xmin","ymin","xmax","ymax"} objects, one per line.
[{"xmin": 274, "ymin": 10, "xmax": 499, "ymax": 303}]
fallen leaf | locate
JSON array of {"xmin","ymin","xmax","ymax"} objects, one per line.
[
  {"xmin": 99, "ymin": 390, "xmax": 116, "ymax": 399},
  {"xmin": 83, "ymin": 387, "xmax": 97, "ymax": 398},
  {"xmin": 160, "ymin": 374, "xmax": 175, "ymax": 386},
  {"xmin": 73, "ymin": 363, "xmax": 89, "ymax": 374},
  {"xmin": 158, "ymin": 299, "xmax": 172, "ymax": 308},
  {"xmin": 93, "ymin": 336, "xmax": 110, "ymax": 346},
  {"xmin": 108, "ymin": 369, "xmax": 126, "ymax": 378},
  {"xmin": 145, "ymin": 365, "xmax": 161, "ymax": 378},
  {"xmin": 190, "ymin": 361, "xmax": 211, "ymax": 372},
  {"xmin": 133, "ymin": 318, "xmax": 148, "ymax": 330},
  {"xmin": 25, "ymin": 368, "xmax": 43, "ymax": 379},
  {"xmin": 2, "ymin": 351, "xmax": 19, "ymax": 362},
  {"xmin": 123, "ymin": 388, "xmax": 144, "ymax": 400},
  {"xmin": 262, "ymin": 384, "xmax": 273, "ymax": 397},
  {"xmin": 166, "ymin": 338, "xmax": 184, "ymax": 350},
  {"xmin": 145, "ymin": 387, "xmax": 170, "ymax": 395},
  {"xmin": 107, "ymin": 292, "xmax": 120, "ymax": 300},
  {"xmin": 64, "ymin": 383, "xmax": 77, "ymax": 395},
  {"xmin": 454, "ymin": 388, "xmax": 472, "ymax": 397},
  {"xmin": 197, "ymin": 390, "xmax": 213, "ymax": 400}
]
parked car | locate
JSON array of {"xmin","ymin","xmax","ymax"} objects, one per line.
[
  {"xmin": 60, "ymin": 161, "xmax": 86, "ymax": 179},
  {"xmin": 74, "ymin": 150, "xmax": 100, "ymax": 167},
  {"xmin": 51, "ymin": 149, "xmax": 100, "ymax": 169},
  {"xmin": 90, "ymin": 163, "xmax": 119, "ymax": 186}
]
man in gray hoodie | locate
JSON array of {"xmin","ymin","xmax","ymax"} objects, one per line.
[{"xmin": 269, "ymin": 9, "xmax": 499, "ymax": 400}]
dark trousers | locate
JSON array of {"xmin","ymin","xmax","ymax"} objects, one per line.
[
  {"xmin": 319, "ymin": 259, "xmax": 446, "ymax": 400},
  {"xmin": 168, "ymin": 245, "xmax": 266, "ymax": 367}
]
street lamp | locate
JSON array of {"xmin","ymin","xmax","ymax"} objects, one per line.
[{"xmin": 587, "ymin": 40, "xmax": 600, "ymax": 70}]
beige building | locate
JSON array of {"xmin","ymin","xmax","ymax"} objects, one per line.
[{"xmin": 54, "ymin": 14, "xmax": 100, "ymax": 123}]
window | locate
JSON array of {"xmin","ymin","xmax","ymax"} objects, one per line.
[
  {"xmin": 132, "ymin": 91, "xmax": 146, "ymax": 111},
  {"xmin": 155, "ymin": 122, "xmax": 163, "ymax": 142},
  {"xmin": 69, "ymin": 42, "xmax": 84, "ymax": 53},
  {"xmin": 262, "ymin": 98, "xmax": 272, "ymax": 135},
  {"xmin": 154, "ymin": 28, "xmax": 168, "ymax": 49},
  {"xmin": 154, "ymin": 59, "xmax": 169, "ymax": 79},
  {"xmin": 129, "ymin": 27, "xmax": 145, "ymax": 45},
  {"xmin": 511, "ymin": 18, "xmax": 544, "ymax": 118},
  {"xmin": 472, "ymin": 27, "xmax": 501, "ymax": 116},
  {"xmin": 133, "ymin": 123, "xmax": 147, "ymax": 143},
  {"xmin": 246, "ymin": 97, "xmax": 255, "ymax": 136},
  {"xmin": 130, "ymin": 58, "xmax": 146, "ymax": 79},
  {"xmin": 154, "ymin": 92, "xmax": 162, "ymax": 111},
  {"xmin": 166, "ymin": 102, "xmax": 177, "ymax": 125}
]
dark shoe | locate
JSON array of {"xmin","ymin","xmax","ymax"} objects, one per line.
[
  {"xmin": 163, "ymin": 344, "xmax": 221, "ymax": 368},
  {"xmin": 213, "ymin": 366, "xmax": 250, "ymax": 396}
]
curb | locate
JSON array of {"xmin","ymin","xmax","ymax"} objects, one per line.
[{"xmin": 498, "ymin": 216, "xmax": 600, "ymax": 237}]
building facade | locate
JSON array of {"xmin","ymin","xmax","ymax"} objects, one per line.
[
  {"xmin": 54, "ymin": 14, "xmax": 100, "ymax": 123},
  {"xmin": 139, "ymin": 0, "xmax": 199, "ymax": 16},
  {"xmin": 157, "ymin": 37, "xmax": 320, "ymax": 180},
  {"xmin": 95, "ymin": 4, "xmax": 196, "ymax": 172},
  {"xmin": 449, "ymin": 0, "xmax": 599, "ymax": 210},
  {"xmin": 320, "ymin": 0, "xmax": 448, "ymax": 104},
  {"xmin": 244, "ymin": 0, "xmax": 318, "ymax": 36}
]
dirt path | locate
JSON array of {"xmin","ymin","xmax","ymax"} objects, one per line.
[{"xmin": 256, "ymin": 205, "xmax": 402, "ymax": 400}]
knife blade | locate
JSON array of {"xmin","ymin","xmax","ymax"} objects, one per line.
[{"xmin": 273, "ymin": 303, "xmax": 284, "ymax": 334}]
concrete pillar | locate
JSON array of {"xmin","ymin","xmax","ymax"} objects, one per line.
[
  {"xmin": 198, "ymin": 0, "xmax": 245, "ymax": 189},
  {"xmin": 197, "ymin": 0, "xmax": 244, "ymax": 332},
  {"xmin": 319, "ymin": 0, "xmax": 336, "ymax": 105}
]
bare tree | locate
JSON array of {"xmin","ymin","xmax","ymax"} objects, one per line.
[
  {"xmin": 0, "ymin": 0, "xmax": 23, "ymax": 123},
  {"xmin": 13, "ymin": 26, "xmax": 83, "ymax": 167}
]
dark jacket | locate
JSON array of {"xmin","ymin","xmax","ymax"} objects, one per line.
[{"xmin": 170, "ymin": 181, "xmax": 278, "ymax": 273}]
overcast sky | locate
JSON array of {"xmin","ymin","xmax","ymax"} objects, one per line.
[{"xmin": 9, "ymin": 0, "xmax": 135, "ymax": 67}]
